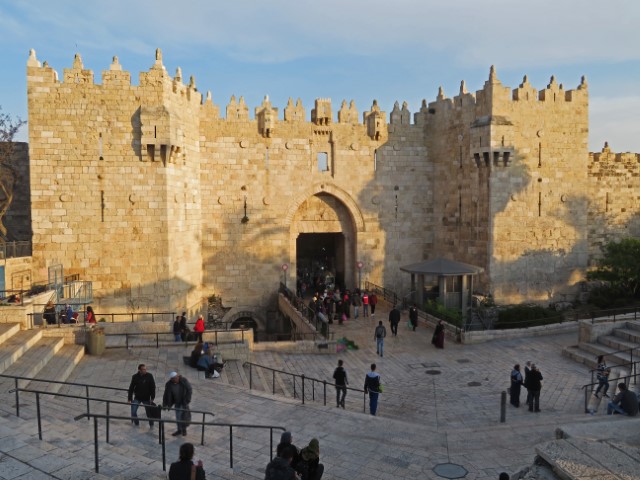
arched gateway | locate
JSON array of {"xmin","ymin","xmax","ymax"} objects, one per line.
[{"xmin": 286, "ymin": 185, "xmax": 365, "ymax": 293}]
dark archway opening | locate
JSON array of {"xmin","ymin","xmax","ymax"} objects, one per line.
[
  {"xmin": 231, "ymin": 316, "xmax": 258, "ymax": 340},
  {"xmin": 296, "ymin": 233, "xmax": 345, "ymax": 294}
]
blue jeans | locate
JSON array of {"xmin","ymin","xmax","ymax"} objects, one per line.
[
  {"xmin": 595, "ymin": 377, "xmax": 609, "ymax": 395},
  {"xmin": 376, "ymin": 338, "xmax": 384, "ymax": 356},
  {"xmin": 175, "ymin": 404, "xmax": 190, "ymax": 432},
  {"xmin": 369, "ymin": 392, "xmax": 379, "ymax": 415},
  {"xmin": 363, "ymin": 305, "xmax": 369, "ymax": 316},
  {"xmin": 354, "ymin": 306, "xmax": 359, "ymax": 318},
  {"xmin": 607, "ymin": 401, "xmax": 628, "ymax": 415},
  {"xmin": 131, "ymin": 399, "xmax": 153, "ymax": 426},
  {"xmin": 174, "ymin": 334, "xmax": 181, "ymax": 342}
]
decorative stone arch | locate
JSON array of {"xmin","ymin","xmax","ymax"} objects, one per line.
[
  {"xmin": 284, "ymin": 183, "xmax": 366, "ymax": 232},
  {"xmin": 286, "ymin": 183, "xmax": 364, "ymax": 290},
  {"xmin": 221, "ymin": 306, "xmax": 266, "ymax": 331}
]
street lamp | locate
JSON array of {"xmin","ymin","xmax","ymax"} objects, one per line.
[
  {"xmin": 356, "ymin": 261, "xmax": 364, "ymax": 290},
  {"xmin": 282, "ymin": 263, "xmax": 289, "ymax": 289}
]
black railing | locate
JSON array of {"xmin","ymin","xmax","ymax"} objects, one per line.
[
  {"xmin": 587, "ymin": 354, "xmax": 639, "ymax": 385},
  {"xmin": 104, "ymin": 328, "xmax": 248, "ymax": 349},
  {"xmin": 279, "ymin": 283, "xmax": 331, "ymax": 339},
  {"xmin": 0, "ymin": 289, "xmax": 26, "ymax": 305},
  {"xmin": 28, "ymin": 309, "xmax": 177, "ymax": 327},
  {"xmin": 8, "ymin": 387, "xmax": 215, "ymax": 447},
  {"xmin": 364, "ymin": 281, "xmax": 399, "ymax": 307},
  {"xmin": 74, "ymin": 412, "xmax": 285, "ymax": 473},
  {"xmin": 244, "ymin": 361, "xmax": 367, "ymax": 412},
  {"xmin": 581, "ymin": 372, "xmax": 640, "ymax": 413},
  {"xmin": 0, "ymin": 240, "xmax": 31, "ymax": 259},
  {"xmin": 0, "ymin": 373, "xmax": 127, "ymax": 418}
]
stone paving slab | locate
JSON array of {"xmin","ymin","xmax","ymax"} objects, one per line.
[{"xmin": 0, "ymin": 301, "xmax": 638, "ymax": 479}]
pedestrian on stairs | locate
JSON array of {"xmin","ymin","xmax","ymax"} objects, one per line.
[{"xmin": 128, "ymin": 364, "xmax": 156, "ymax": 427}]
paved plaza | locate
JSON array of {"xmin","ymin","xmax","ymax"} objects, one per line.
[{"xmin": 0, "ymin": 302, "xmax": 638, "ymax": 479}]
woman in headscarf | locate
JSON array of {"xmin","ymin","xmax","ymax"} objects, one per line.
[
  {"xmin": 432, "ymin": 320, "xmax": 445, "ymax": 348},
  {"xmin": 296, "ymin": 438, "xmax": 324, "ymax": 480},
  {"xmin": 43, "ymin": 301, "xmax": 57, "ymax": 325}
]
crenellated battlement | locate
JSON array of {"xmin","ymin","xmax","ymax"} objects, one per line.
[{"xmin": 589, "ymin": 142, "xmax": 640, "ymax": 169}]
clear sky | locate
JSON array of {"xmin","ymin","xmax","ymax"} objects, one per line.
[{"xmin": 2, "ymin": 1, "xmax": 639, "ymax": 152}]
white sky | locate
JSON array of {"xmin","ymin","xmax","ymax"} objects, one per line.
[{"xmin": 1, "ymin": 0, "xmax": 639, "ymax": 151}]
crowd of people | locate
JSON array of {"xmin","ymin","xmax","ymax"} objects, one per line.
[{"xmin": 304, "ymin": 287, "xmax": 379, "ymax": 325}]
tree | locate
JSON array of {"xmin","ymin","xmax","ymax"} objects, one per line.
[
  {"xmin": 587, "ymin": 238, "xmax": 640, "ymax": 296},
  {"xmin": 0, "ymin": 107, "xmax": 27, "ymax": 239}
]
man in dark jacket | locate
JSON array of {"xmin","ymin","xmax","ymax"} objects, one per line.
[
  {"xmin": 388, "ymin": 305, "xmax": 401, "ymax": 336},
  {"xmin": 607, "ymin": 383, "xmax": 639, "ymax": 416},
  {"xmin": 162, "ymin": 371, "xmax": 193, "ymax": 436},
  {"xmin": 332, "ymin": 359, "xmax": 348, "ymax": 408},
  {"xmin": 127, "ymin": 364, "xmax": 156, "ymax": 427},
  {"xmin": 524, "ymin": 363, "xmax": 543, "ymax": 412},
  {"xmin": 265, "ymin": 444, "xmax": 298, "ymax": 480}
]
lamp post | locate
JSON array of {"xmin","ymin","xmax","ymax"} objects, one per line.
[
  {"xmin": 356, "ymin": 261, "xmax": 364, "ymax": 290},
  {"xmin": 282, "ymin": 263, "xmax": 289, "ymax": 289}
]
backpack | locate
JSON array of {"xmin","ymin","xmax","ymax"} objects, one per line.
[{"xmin": 375, "ymin": 326, "xmax": 384, "ymax": 338}]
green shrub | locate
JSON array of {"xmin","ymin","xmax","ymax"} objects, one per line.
[
  {"xmin": 495, "ymin": 304, "xmax": 561, "ymax": 330},
  {"xmin": 423, "ymin": 300, "xmax": 463, "ymax": 328}
]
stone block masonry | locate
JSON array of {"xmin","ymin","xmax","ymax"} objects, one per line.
[{"xmin": 22, "ymin": 49, "xmax": 640, "ymax": 312}]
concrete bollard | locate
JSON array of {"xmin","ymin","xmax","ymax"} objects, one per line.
[{"xmin": 500, "ymin": 391, "xmax": 507, "ymax": 423}]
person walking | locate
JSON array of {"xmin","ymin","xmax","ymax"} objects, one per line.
[
  {"xmin": 374, "ymin": 321, "xmax": 386, "ymax": 357},
  {"xmin": 173, "ymin": 316, "xmax": 182, "ymax": 342},
  {"xmin": 128, "ymin": 363, "xmax": 156, "ymax": 427},
  {"xmin": 162, "ymin": 371, "xmax": 193, "ymax": 436},
  {"xmin": 362, "ymin": 291, "xmax": 369, "ymax": 317},
  {"xmin": 352, "ymin": 291, "xmax": 362, "ymax": 319},
  {"xmin": 523, "ymin": 361, "xmax": 532, "ymax": 408},
  {"xmin": 168, "ymin": 442, "xmax": 206, "ymax": 480},
  {"xmin": 524, "ymin": 363, "xmax": 543, "ymax": 412},
  {"xmin": 364, "ymin": 363, "xmax": 382, "ymax": 416},
  {"xmin": 369, "ymin": 293, "xmax": 378, "ymax": 316},
  {"xmin": 408, "ymin": 304, "xmax": 418, "ymax": 331},
  {"xmin": 194, "ymin": 314, "xmax": 205, "ymax": 342},
  {"xmin": 333, "ymin": 359, "xmax": 348, "ymax": 408},
  {"xmin": 594, "ymin": 355, "xmax": 611, "ymax": 398},
  {"xmin": 388, "ymin": 305, "xmax": 401, "ymax": 336},
  {"xmin": 432, "ymin": 320, "xmax": 445, "ymax": 348},
  {"xmin": 179, "ymin": 312, "xmax": 188, "ymax": 342},
  {"xmin": 510, "ymin": 364, "xmax": 523, "ymax": 407}
]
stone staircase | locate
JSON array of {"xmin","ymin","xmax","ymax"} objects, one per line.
[
  {"xmin": 0, "ymin": 322, "xmax": 85, "ymax": 393},
  {"xmin": 562, "ymin": 320, "xmax": 640, "ymax": 370}
]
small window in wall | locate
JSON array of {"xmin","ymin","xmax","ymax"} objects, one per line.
[
  {"xmin": 317, "ymin": 152, "xmax": 329, "ymax": 172},
  {"xmin": 147, "ymin": 145, "xmax": 155, "ymax": 162}
]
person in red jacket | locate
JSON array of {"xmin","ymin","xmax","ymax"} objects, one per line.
[
  {"xmin": 369, "ymin": 293, "xmax": 378, "ymax": 316},
  {"xmin": 194, "ymin": 315, "xmax": 205, "ymax": 342}
]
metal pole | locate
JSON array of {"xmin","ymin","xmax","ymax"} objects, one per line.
[
  {"xmin": 160, "ymin": 422, "xmax": 166, "ymax": 470},
  {"xmin": 302, "ymin": 375, "xmax": 305, "ymax": 404},
  {"xmin": 36, "ymin": 392, "xmax": 42, "ymax": 440},
  {"xmin": 93, "ymin": 417, "xmax": 99, "ymax": 473},
  {"xmin": 500, "ymin": 391, "xmax": 507, "ymax": 423},
  {"xmin": 229, "ymin": 425, "xmax": 234, "ymax": 469},
  {"xmin": 86, "ymin": 386, "xmax": 91, "ymax": 421},
  {"xmin": 14, "ymin": 378, "xmax": 19, "ymax": 417},
  {"xmin": 273, "ymin": 371, "xmax": 276, "ymax": 395},
  {"xmin": 201, "ymin": 413, "xmax": 205, "ymax": 446},
  {"xmin": 249, "ymin": 364, "xmax": 253, "ymax": 390},
  {"xmin": 106, "ymin": 402, "xmax": 110, "ymax": 443},
  {"xmin": 323, "ymin": 380, "xmax": 327, "ymax": 406}
]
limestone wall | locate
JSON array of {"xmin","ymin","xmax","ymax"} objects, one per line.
[
  {"xmin": 27, "ymin": 51, "xmax": 203, "ymax": 312},
  {"xmin": 22, "ymin": 49, "xmax": 640, "ymax": 311},
  {"xmin": 587, "ymin": 145, "xmax": 640, "ymax": 262}
]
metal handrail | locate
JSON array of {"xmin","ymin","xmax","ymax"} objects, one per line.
[
  {"xmin": 244, "ymin": 361, "xmax": 368, "ymax": 412},
  {"xmin": 279, "ymin": 283, "xmax": 332, "ymax": 340},
  {"xmin": 580, "ymin": 372, "xmax": 640, "ymax": 413},
  {"xmin": 104, "ymin": 328, "xmax": 248, "ymax": 349},
  {"xmin": 587, "ymin": 353, "xmax": 640, "ymax": 384},
  {"xmin": 0, "ymin": 373, "xmax": 126, "ymax": 418},
  {"xmin": 73, "ymin": 412, "xmax": 285, "ymax": 474},
  {"xmin": 8, "ymin": 387, "xmax": 215, "ymax": 447},
  {"xmin": 29, "ymin": 309, "xmax": 177, "ymax": 327}
]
